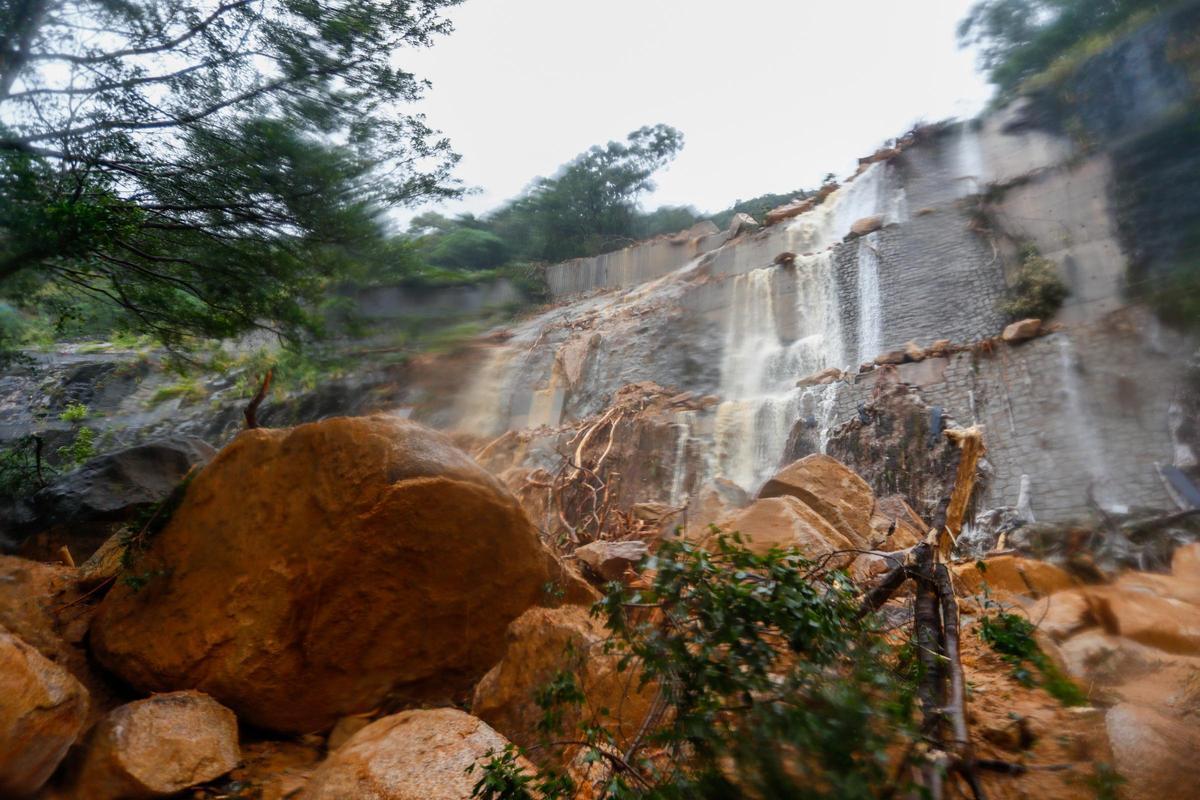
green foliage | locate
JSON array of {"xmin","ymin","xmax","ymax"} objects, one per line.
[
  {"xmin": 427, "ymin": 229, "xmax": 510, "ymax": 271},
  {"xmin": 1085, "ymin": 761, "xmax": 1125, "ymax": 800},
  {"xmin": 55, "ymin": 427, "xmax": 97, "ymax": 468},
  {"xmin": 147, "ymin": 376, "xmax": 207, "ymax": 407},
  {"xmin": 0, "ymin": 435, "xmax": 52, "ymax": 501},
  {"xmin": 1001, "ymin": 245, "xmax": 1069, "ymax": 320},
  {"xmin": 0, "ymin": 0, "xmax": 463, "ymax": 348},
  {"xmin": 472, "ymin": 533, "xmax": 916, "ymax": 799},
  {"xmin": 958, "ymin": 0, "xmax": 1171, "ymax": 95},
  {"xmin": 57, "ymin": 402, "xmax": 88, "ymax": 423},
  {"xmin": 979, "ymin": 608, "xmax": 1086, "ymax": 705},
  {"xmin": 117, "ymin": 471, "xmax": 195, "ymax": 591},
  {"xmin": 488, "ymin": 125, "xmax": 685, "ymax": 263},
  {"xmin": 634, "ymin": 205, "xmax": 703, "ymax": 239}
]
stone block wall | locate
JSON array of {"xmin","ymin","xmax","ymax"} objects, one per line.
[{"xmin": 830, "ymin": 315, "xmax": 1185, "ymax": 521}]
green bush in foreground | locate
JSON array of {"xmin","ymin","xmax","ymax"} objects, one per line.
[{"xmin": 470, "ymin": 534, "xmax": 917, "ymax": 799}]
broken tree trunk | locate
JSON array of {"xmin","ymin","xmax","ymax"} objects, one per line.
[
  {"xmin": 941, "ymin": 426, "xmax": 985, "ymax": 558},
  {"xmin": 936, "ymin": 561, "xmax": 985, "ymax": 799},
  {"xmin": 243, "ymin": 369, "xmax": 273, "ymax": 430}
]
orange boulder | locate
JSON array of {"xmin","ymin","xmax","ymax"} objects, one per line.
[
  {"xmin": 757, "ymin": 454, "xmax": 875, "ymax": 547},
  {"xmin": 90, "ymin": 416, "xmax": 550, "ymax": 733}
]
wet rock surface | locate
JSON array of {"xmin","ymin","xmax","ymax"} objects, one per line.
[
  {"xmin": 89, "ymin": 415, "xmax": 550, "ymax": 733},
  {"xmin": 0, "ymin": 627, "xmax": 89, "ymax": 797},
  {"xmin": 301, "ymin": 708, "xmax": 530, "ymax": 800},
  {"xmin": 472, "ymin": 606, "xmax": 655, "ymax": 763},
  {"xmin": 66, "ymin": 691, "xmax": 238, "ymax": 800},
  {"xmin": 11, "ymin": 437, "xmax": 215, "ymax": 561}
]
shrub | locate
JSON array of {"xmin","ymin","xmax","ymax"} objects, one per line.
[
  {"xmin": 979, "ymin": 605, "xmax": 1086, "ymax": 706},
  {"xmin": 0, "ymin": 435, "xmax": 53, "ymax": 500},
  {"xmin": 1001, "ymin": 245, "xmax": 1069, "ymax": 320},
  {"xmin": 57, "ymin": 401, "xmax": 89, "ymax": 422},
  {"xmin": 55, "ymin": 426, "xmax": 96, "ymax": 467},
  {"xmin": 470, "ymin": 534, "xmax": 917, "ymax": 799}
]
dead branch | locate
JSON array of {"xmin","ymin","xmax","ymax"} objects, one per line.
[
  {"xmin": 913, "ymin": 543, "xmax": 944, "ymax": 736},
  {"xmin": 936, "ymin": 562, "xmax": 986, "ymax": 800},
  {"xmin": 243, "ymin": 368, "xmax": 273, "ymax": 429},
  {"xmin": 857, "ymin": 544, "xmax": 924, "ymax": 618}
]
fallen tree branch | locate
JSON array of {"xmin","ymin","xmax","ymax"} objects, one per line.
[{"xmin": 936, "ymin": 562, "xmax": 986, "ymax": 800}]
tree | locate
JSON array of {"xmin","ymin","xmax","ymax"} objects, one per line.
[
  {"xmin": 0, "ymin": 0, "xmax": 463, "ymax": 346},
  {"xmin": 493, "ymin": 124, "xmax": 684, "ymax": 262},
  {"xmin": 958, "ymin": 0, "xmax": 1165, "ymax": 93},
  {"xmin": 427, "ymin": 227, "xmax": 508, "ymax": 271},
  {"xmin": 470, "ymin": 535, "xmax": 916, "ymax": 799}
]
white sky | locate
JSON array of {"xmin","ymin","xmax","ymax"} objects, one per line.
[{"xmin": 399, "ymin": 0, "xmax": 992, "ymax": 224}]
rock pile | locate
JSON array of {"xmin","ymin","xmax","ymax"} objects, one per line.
[{"xmin": 0, "ymin": 412, "xmax": 1195, "ymax": 799}]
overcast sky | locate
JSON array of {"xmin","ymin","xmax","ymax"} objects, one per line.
[{"xmin": 399, "ymin": 0, "xmax": 992, "ymax": 225}]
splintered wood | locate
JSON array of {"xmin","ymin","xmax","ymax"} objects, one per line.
[
  {"xmin": 860, "ymin": 424, "xmax": 988, "ymax": 800},
  {"xmin": 940, "ymin": 425, "xmax": 985, "ymax": 558}
]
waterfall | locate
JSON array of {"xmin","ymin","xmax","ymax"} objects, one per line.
[
  {"xmin": 1056, "ymin": 336, "xmax": 1118, "ymax": 508},
  {"xmin": 856, "ymin": 234, "xmax": 883, "ymax": 363},
  {"xmin": 712, "ymin": 253, "xmax": 844, "ymax": 491},
  {"xmin": 456, "ymin": 345, "xmax": 519, "ymax": 437},
  {"xmin": 949, "ymin": 122, "xmax": 987, "ymax": 196},
  {"xmin": 785, "ymin": 163, "xmax": 889, "ymax": 253}
]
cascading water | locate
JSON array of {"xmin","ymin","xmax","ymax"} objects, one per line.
[
  {"xmin": 712, "ymin": 252, "xmax": 844, "ymax": 491},
  {"xmin": 856, "ymin": 233, "xmax": 883, "ymax": 363},
  {"xmin": 949, "ymin": 122, "xmax": 988, "ymax": 197},
  {"xmin": 454, "ymin": 166, "xmax": 904, "ymax": 497},
  {"xmin": 1056, "ymin": 336, "xmax": 1118, "ymax": 508}
]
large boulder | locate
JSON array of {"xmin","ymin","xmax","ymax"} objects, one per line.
[
  {"xmin": 0, "ymin": 627, "xmax": 89, "ymax": 797},
  {"xmin": 0, "ymin": 556, "xmax": 116, "ymax": 721},
  {"xmin": 1105, "ymin": 703, "xmax": 1200, "ymax": 800},
  {"xmin": 16, "ymin": 437, "xmax": 216, "ymax": 561},
  {"xmin": 702, "ymin": 495, "xmax": 856, "ymax": 562},
  {"xmin": 301, "ymin": 708, "xmax": 530, "ymax": 800},
  {"xmin": 870, "ymin": 494, "xmax": 927, "ymax": 551},
  {"xmin": 951, "ymin": 555, "xmax": 1077, "ymax": 599},
  {"xmin": 68, "ymin": 691, "xmax": 239, "ymax": 800},
  {"xmin": 90, "ymin": 416, "xmax": 550, "ymax": 733},
  {"xmin": 1001, "ymin": 318, "xmax": 1042, "ymax": 343},
  {"xmin": 683, "ymin": 477, "xmax": 749, "ymax": 537},
  {"xmin": 472, "ymin": 606, "xmax": 655, "ymax": 762},
  {"xmin": 1082, "ymin": 582, "xmax": 1200, "ymax": 656},
  {"xmin": 757, "ymin": 454, "xmax": 875, "ymax": 547}
]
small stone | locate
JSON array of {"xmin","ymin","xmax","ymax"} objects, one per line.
[
  {"xmin": 728, "ymin": 212, "xmax": 759, "ymax": 236},
  {"xmin": 874, "ymin": 350, "xmax": 906, "ymax": 365},
  {"xmin": 70, "ymin": 691, "xmax": 238, "ymax": 800},
  {"xmin": 903, "ymin": 341, "xmax": 926, "ymax": 361},
  {"xmin": 796, "ymin": 366, "xmax": 844, "ymax": 387},
  {"xmin": 574, "ymin": 540, "xmax": 649, "ymax": 582}
]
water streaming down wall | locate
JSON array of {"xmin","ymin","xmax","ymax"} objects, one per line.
[
  {"xmin": 711, "ymin": 253, "xmax": 845, "ymax": 491},
  {"xmin": 455, "ymin": 163, "xmax": 908, "ymax": 495},
  {"xmin": 855, "ymin": 234, "xmax": 883, "ymax": 364}
]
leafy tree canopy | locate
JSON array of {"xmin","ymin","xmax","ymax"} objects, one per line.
[
  {"xmin": 0, "ymin": 0, "xmax": 464, "ymax": 348},
  {"xmin": 490, "ymin": 124, "xmax": 685, "ymax": 263},
  {"xmin": 958, "ymin": 0, "xmax": 1167, "ymax": 93}
]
